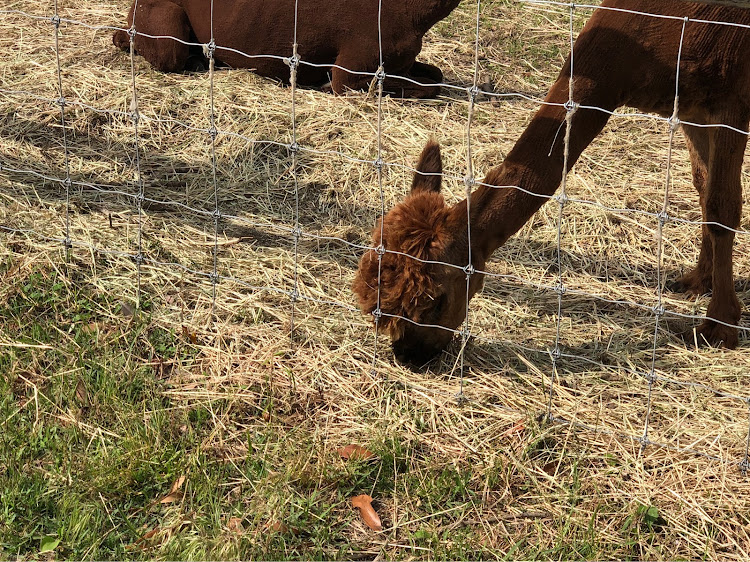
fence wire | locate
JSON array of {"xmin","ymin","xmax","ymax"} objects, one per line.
[{"xmin": 2, "ymin": 0, "xmax": 750, "ymax": 471}]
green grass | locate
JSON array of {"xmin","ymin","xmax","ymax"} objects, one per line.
[
  {"xmin": 2, "ymin": 254, "xmax": 747, "ymax": 560},
  {"xmin": 0, "ymin": 258, "xmax": 495, "ymax": 559}
]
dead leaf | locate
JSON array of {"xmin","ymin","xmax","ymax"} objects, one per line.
[
  {"xmin": 119, "ymin": 301, "xmax": 134, "ymax": 319},
  {"xmin": 159, "ymin": 492, "xmax": 181, "ymax": 504},
  {"xmin": 263, "ymin": 520, "xmax": 289, "ymax": 534},
  {"xmin": 75, "ymin": 377, "xmax": 90, "ymax": 407},
  {"xmin": 181, "ymin": 326, "xmax": 198, "ymax": 344},
  {"xmin": 140, "ymin": 528, "xmax": 160, "ymax": 541},
  {"xmin": 80, "ymin": 322, "xmax": 103, "ymax": 336},
  {"xmin": 337, "ymin": 444, "xmax": 375, "ymax": 461},
  {"xmin": 227, "ymin": 517, "xmax": 244, "ymax": 534},
  {"xmin": 501, "ymin": 419, "xmax": 526, "ymax": 438},
  {"xmin": 127, "ymin": 526, "xmax": 161, "ymax": 549},
  {"xmin": 351, "ymin": 494, "xmax": 382, "ymax": 532},
  {"xmin": 159, "ymin": 475, "xmax": 185, "ymax": 504},
  {"xmin": 168, "ymin": 475, "xmax": 186, "ymax": 494}
]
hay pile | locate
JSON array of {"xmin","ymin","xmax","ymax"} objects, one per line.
[{"xmin": 3, "ymin": 0, "xmax": 750, "ymax": 557}]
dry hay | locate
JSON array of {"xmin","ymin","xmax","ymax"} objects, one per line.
[{"xmin": 3, "ymin": 0, "xmax": 750, "ymax": 558}]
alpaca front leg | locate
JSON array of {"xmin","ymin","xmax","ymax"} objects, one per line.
[
  {"xmin": 670, "ymin": 125, "xmax": 713, "ymax": 295},
  {"xmin": 692, "ymin": 126, "xmax": 746, "ymax": 348},
  {"xmin": 697, "ymin": 230, "xmax": 741, "ymax": 348},
  {"xmin": 330, "ymin": 53, "xmax": 442, "ymax": 98},
  {"xmin": 408, "ymin": 61, "xmax": 443, "ymax": 84}
]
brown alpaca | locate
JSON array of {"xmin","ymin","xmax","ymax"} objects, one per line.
[
  {"xmin": 354, "ymin": 0, "xmax": 750, "ymax": 364},
  {"xmin": 113, "ymin": 0, "xmax": 460, "ymax": 98}
]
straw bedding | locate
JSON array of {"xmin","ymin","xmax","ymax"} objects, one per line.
[{"xmin": 3, "ymin": 0, "xmax": 750, "ymax": 557}]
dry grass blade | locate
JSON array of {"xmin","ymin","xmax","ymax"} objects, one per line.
[{"xmin": 3, "ymin": 0, "xmax": 750, "ymax": 559}]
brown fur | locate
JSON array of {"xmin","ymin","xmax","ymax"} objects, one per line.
[
  {"xmin": 113, "ymin": 0, "xmax": 461, "ymax": 98},
  {"xmin": 354, "ymin": 1, "xmax": 750, "ymax": 364}
]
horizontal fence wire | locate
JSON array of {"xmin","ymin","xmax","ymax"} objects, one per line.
[{"xmin": 1, "ymin": 0, "xmax": 750, "ymax": 470}]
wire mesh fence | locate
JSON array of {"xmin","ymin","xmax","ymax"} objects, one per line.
[{"xmin": 3, "ymin": 0, "xmax": 750, "ymax": 476}]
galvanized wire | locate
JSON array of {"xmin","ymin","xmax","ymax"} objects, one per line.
[{"xmin": 3, "ymin": 0, "xmax": 750, "ymax": 471}]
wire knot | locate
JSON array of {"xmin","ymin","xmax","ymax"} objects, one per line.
[
  {"xmin": 668, "ymin": 114, "xmax": 680, "ymax": 131},
  {"xmin": 288, "ymin": 141, "xmax": 300, "ymax": 154},
  {"xmin": 212, "ymin": 208, "xmax": 222, "ymax": 221},
  {"xmin": 657, "ymin": 210, "xmax": 669, "ymax": 225},
  {"xmin": 203, "ymin": 40, "xmax": 216, "ymax": 59},
  {"xmin": 373, "ymin": 157, "xmax": 384, "ymax": 171},
  {"xmin": 127, "ymin": 26, "xmax": 136, "ymax": 40},
  {"xmin": 375, "ymin": 244, "xmax": 386, "ymax": 257},
  {"xmin": 285, "ymin": 54, "xmax": 300, "ymax": 70},
  {"xmin": 374, "ymin": 66, "xmax": 386, "ymax": 83},
  {"xmin": 740, "ymin": 458, "xmax": 750, "ymax": 475},
  {"xmin": 463, "ymin": 263, "xmax": 475, "ymax": 276},
  {"xmin": 652, "ymin": 304, "xmax": 665, "ymax": 317},
  {"xmin": 555, "ymin": 192, "xmax": 569, "ymax": 207},
  {"xmin": 645, "ymin": 370, "xmax": 658, "ymax": 385},
  {"xmin": 208, "ymin": 271, "xmax": 220, "ymax": 285},
  {"xmin": 563, "ymin": 99, "xmax": 578, "ymax": 113},
  {"xmin": 550, "ymin": 346, "xmax": 561, "ymax": 362},
  {"xmin": 372, "ymin": 308, "xmax": 383, "ymax": 320},
  {"xmin": 63, "ymin": 237, "xmax": 72, "ymax": 249},
  {"xmin": 463, "ymin": 175, "xmax": 475, "ymax": 189},
  {"xmin": 132, "ymin": 253, "xmax": 144, "ymax": 265},
  {"xmin": 455, "ymin": 392, "xmax": 467, "ymax": 406},
  {"xmin": 553, "ymin": 282, "xmax": 566, "ymax": 296},
  {"xmin": 467, "ymin": 85, "xmax": 480, "ymax": 101},
  {"xmin": 50, "ymin": 14, "xmax": 61, "ymax": 28}
]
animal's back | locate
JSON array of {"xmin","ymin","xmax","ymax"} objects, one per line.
[{"xmin": 573, "ymin": 0, "xmax": 750, "ymax": 121}]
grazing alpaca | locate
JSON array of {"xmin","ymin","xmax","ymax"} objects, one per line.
[
  {"xmin": 354, "ymin": 0, "xmax": 750, "ymax": 364},
  {"xmin": 113, "ymin": 0, "xmax": 460, "ymax": 98}
]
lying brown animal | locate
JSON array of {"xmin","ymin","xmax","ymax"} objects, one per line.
[
  {"xmin": 354, "ymin": 0, "xmax": 750, "ymax": 365},
  {"xmin": 113, "ymin": 0, "xmax": 461, "ymax": 98}
]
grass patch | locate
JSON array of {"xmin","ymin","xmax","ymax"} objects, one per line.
[{"xmin": 3, "ymin": 0, "xmax": 750, "ymax": 559}]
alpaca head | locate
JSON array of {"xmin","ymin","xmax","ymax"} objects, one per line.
[{"xmin": 353, "ymin": 141, "xmax": 485, "ymax": 366}]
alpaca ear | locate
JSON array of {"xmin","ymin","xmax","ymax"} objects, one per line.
[{"xmin": 410, "ymin": 140, "xmax": 442, "ymax": 194}]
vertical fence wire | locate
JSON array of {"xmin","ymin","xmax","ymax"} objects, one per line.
[
  {"xmin": 547, "ymin": 2, "xmax": 577, "ymax": 420},
  {"xmin": 370, "ymin": 0, "xmax": 386, "ymax": 378},
  {"xmin": 288, "ymin": 0, "xmax": 301, "ymax": 341},
  {"xmin": 51, "ymin": 1, "xmax": 72, "ymax": 260},
  {"xmin": 457, "ymin": 0, "xmax": 484, "ymax": 402},
  {"xmin": 208, "ymin": 0, "xmax": 221, "ymax": 314},
  {"xmin": 127, "ymin": 0, "xmax": 146, "ymax": 308},
  {"xmin": 5, "ymin": 1, "xmax": 750, "ymax": 468},
  {"xmin": 641, "ymin": 16, "xmax": 688, "ymax": 454}
]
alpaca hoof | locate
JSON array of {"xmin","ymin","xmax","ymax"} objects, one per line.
[
  {"xmin": 683, "ymin": 321, "xmax": 739, "ymax": 349},
  {"xmin": 667, "ymin": 272, "xmax": 711, "ymax": 296}
]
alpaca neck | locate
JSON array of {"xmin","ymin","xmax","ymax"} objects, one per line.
[{"xmin": 464, "ymin": 76, "xmax": 614, "ymax": 262}]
